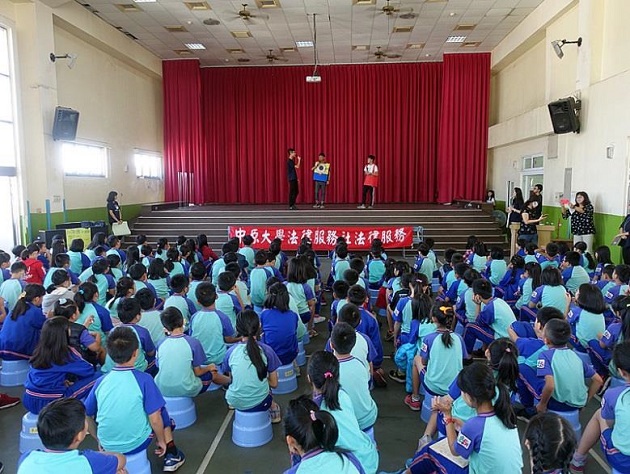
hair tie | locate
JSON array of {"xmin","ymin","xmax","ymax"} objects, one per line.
[
  {"xmin": 505, "ymin": 347, "xmax": 511, "ymax": 353},
  {"xmin": 439, "ymin": 306, "xmax": 452, "ymax": 313},
  {"xmin": 309, "ymin": 410, "xmax": 317, "ymax": 421},
  {"xmin": 78, "ymin": 289, "xmax": 84, "ymax": 295},
  {"xmin": 18, "ymin": 291, "xmax": 26, "ymax": 299},
  {"xmin": 323, "ymin": 371, "xmax": 333, "ymax": 379},
  {"xmin": 58, "ymin": 298, "xmax": 68, "ymax": 305}
]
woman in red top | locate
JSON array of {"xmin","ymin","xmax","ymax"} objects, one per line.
[
  {"xmin": 197, "ymin": 234, "xmax": 219, "ymax": 262},
  {"xmin": 21, "ymin": 243, "xmax": 46, "ymax": 285}
]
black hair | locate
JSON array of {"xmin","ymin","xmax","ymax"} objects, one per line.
[
  {"xmin": 46, "ymin": 269, "xmax": 70, "ymax": 294},
  {"xmin": 410, "ymin": 276, "xmax": 432, "ymax": 323},
  {"xmin": 94, "ymin": 246, "xmax": 107, "ymax": 258},
  {"xmin": 335, "ymin": 245, "xmax": 348, "ymax": 260},
  {"xmin": 525, "ymin": 412, "xmax": 576, "ymax": 474},
  {"xmin": 424, "ymin": 237, "xmax": 435, "ymax": 249},
  {"xmin": 107, "ymin": 326, "xmax": 139, "ymax": 364},
  {"xmin": 614, "ymin": 265, "xmax": 630, "ymax": 284},
  {"xmin": 223, "ymin": 252, "xmax": 238, "ymax": 265},
  {"xmin": 53, "ymin": 298, "xmax": 79, "ymax": 320},
  {"xmin": 536, "ymin": 307, "xmax": 564, "ymax": 328},
  {"xmin": 87, "ymin": 232, "xmax": 106, "ymax": 250},
  {"xmin": 263, "ymin": 282, "xmax": 290, "ymax": 312},
  {"xmin": 107, "ymin": 235, "xmax": 120, "ymax": 249},
  {"xmin": 349, "ymin": 257, "xmax": 365, "ymax": 274},
  {"xmin": 516, "ymin": 238, "xmax": 527, "ymax": 250},
  {"xmin": 556, "ymin": 241, "xmax": 570, "ymax": 257},
  {"xmin": 284, "ymin": 395, "xmax": 339, "ymax": 454},
  {"xmin": 125, "ymin": 246, "xmax": 140, "ymax": 269},
  {"xmin": 190, "ymin": 262, "xmax": 207, "ymax": 281},
  {"xmin": 243, "ymin": 235, "xmax": 254, "ymax": 246},
  {"xmin": 576, "ymin": 283, "xmax": 606, "ymax": 314},
  {"xmin": 218, "ymin": 271, "xmax": 236, "ymax": 292},
  {"xmin": 160, "ymin": 306, "xmax": 184, "ymax": 332},
  {"xmin": 113, "ymin": 276, "xmax": 134, "ymax": 300},
  {"xmin": 89, "ymin": 259, "xmax": 109, "ymax": 287},
  {"xmin": 488, "ymin": 338, "xmax": 519, "ymax": 393},
  {"xmin": 465, "ymin": 235, "xmax": 477, "ymax": 250},
  {"xmin": 367, "ymin": 154, "xmax": 375, "ymax": 161},
  {"xmin": 135, "ymin": 235, "xmax": 147, "ymax": 245},
  {"xmin": 254, "ymin": 250, "xmax": 268, "ymax": 266},
  {"xmin": 11, "ymin": 284, "xmax": 46, "ymax": 320},
  {"xmin": 451, "ymin": 253, "xmax": 465, "ymax": 267},
  {"xmin": 504, "ymin": 255, "xmax": 525, "ymax": 285},
  {"xmin": 165, "ymin": 246, "xmax": 180, "ymax": 264},
  {"xmin": 106, "ymin": 191, "xmax": 118, "ymax": 202},
  {"xmin": 487, "ymin": 189, "xmax": 495, "ymax": 199},
  {"xmin": 417, "ymin": 242, "xmax": 430, "ymax": 256},
  {"xmin": 602, "ymin": 264, "xmax": 615, "ymax": 279},
  {"xmin": 472, "ymin": 278, "xmax": 493, "ymax": 300},
  {"xmin": 457, "ymin": 362, "xmax": 516, "ymax": 430},
  {"xmin": 563, "ymin": 251, "xmax": 581, "ymax": 267},
  {"xmin": 473, "ymin": 240, "xmax": 487, "ymax": 257},
  {"xmin": 613, "ymin": 340, "xmax": 630, "ymax": 374},
  {"xmin": 512, "ymin": 188, "xmax": 524, "ymax": 208},
  {"xmin": 544, "ymin": 319, "xmax": 572, "ymax": 347},
  {"xmin": 541, "ymin": 267, "xmax": 562, "ymax": 287},
  {"xmin": 611, "ymin": 296, "xmax": 630, "ymax": 343},
  {"xmin": 74, "ymin": 282, "xmax": 98, "ymax": 313},
  {"xmin": 430, "ymin": 305, "xmax": 454, "ymax": 347},
  {"xmin": 454, "ymin": 263, "xmax": 470, "ymax": 278},
  {"xmin": 135, "ymin": 288, "xmax": 156, "ymax": 311},
  {"xmin": 118, "ymin": 297, "xmax": 141, "ymax": 324},
  {"xmin": 462, "ymin": 268, "xmax": 482, "ymax": 287},
  {"xmin": 12, "ymin": 244, "xmax": 25, "ymax": 258},
  {"xmin": 343, "ymin": 269, "xmax": 359, "ymax": 286},
  {"xmin": 444, "ymin": 248, "xmax": 457, "ymax": 263},
  {"xmin": 393, "ymin": 260, "xmax": 410, "ymax": 276},
  {"xmin": 37, "ymin": 398, "xmax": 88, "ymax": 450},
  {"xmin": 265, "ymin": 276, "xmax": 281, "ymax": 289},
  {"xmin": 10, "ymin": 261, "xmax": 27, "ymax": 273},
  {"xmin": 140, "ymin": 244, "xmax": 153, "ymax": 258},
  {"xmin": 332, "ymin": 280, "xmax": 350, "ymax": 300},
  {"xmin": 147, "ymin": 259, "xmax": 168, "ymax": 280},
  {"xmin": 338, "ymin": 303, "xmax": 361, "ymax": 328},
  {"xmin": 574, "ymin": 191, "xmax": 590, "ymax": 206},
  {"xmin": 595, "ymin": 246, "xmax": 613, "ymax": 265},
  {"xmin": 490, "ymin": 246, "xmax": 504, "ymax": 260},
  {"xmin": 525, "ymin": 243, "xmax": 537, "ymax": 256},
  {"xmin": 546, "ymin": 242, "xmax": 559, "ymax": 258},
  {"xmin": 307, "ymin": 351, "xmax": 341, "ymax": 411},
  {"xmin": 225, "ymin": 261, "xmax": 241, "ymax": 279},
  {"xmin": 177, "ymin": 235, "xmax": 187, "ymax": 247},
  {"xmin": 128, "ymin": 263, "xmax": 147, "ymax": 281},
  {"xmin": 194, "ymin": 282, "xmax": 217, "ymax": 307},
  {"xmin": 170, "ymin": 274, "xmax": 189, "ymax": 294},
  {"xmin": 236, "ymin": 310, "xmax": 267, "ymax": 381},
  {"xmin": 53, "ymin": 253, "xmax": 70, "ymax": 268},
  {"xmin": 573, "ymin": 242, "xmax": 596, "ymax": 269},
  {"xmin": 31, "ymin": 317, "xmax": 70, "ymax": 369},
  {"xmin": 524, "ymin": 262, "xmax": 542, "ymax": 290},
  {"xmin": 346, "ymin": 285, "xmax": 367, "ymax": 306},
  {"xmin": 331, "ymin": 322, "xmax": 356, "ymax": 355}
]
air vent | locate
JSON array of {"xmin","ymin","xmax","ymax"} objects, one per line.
[
  {"xmin": 174, "ymin": 49, "xmax": 193, "ymax": 56},
  {"xmin": 231, "ymin": 31, "xmax": 253, "ymax": 38},
  {"xmin": 461, "ymin": 41, "xmax": 481, "ymax": 47},
  {"xmin": 256, "ymin": 0, "xmax": 280, "ymax": 7},
  {"xmin": 227, "ymin": 48, "xmax": 245, "ymax": 54},
  {"xmin": 352, "ymin": 45, "xmax": 369, "ymax": 51},
  {"xmin": 393, "ymin": 26, "xmax": 413, "ymax": 33},
  {"xmin": 454, "ymin": 24, "xmax": 475, "ymax": 31},
  {"xmin": 184, "ymin": 1, "xmax": 210, "ymax": 10},
  {"xmin": 237, "ymin": 57, "xmax": 251, "ymax": 62},
  {"xmin": 115, "ymin": 4, "xmax": 142, "ymax": 12},
  {"xmin": 353, "ymin": 0, "xmax": 376, "ymax": 4},
  {"xmin": 281, "ymin": 47, "xmax": 296, "ymax": 52},
  {"xmin": 406, "ymin": 43, "xmax": 425, "ymax": 49},
  {"xmin": 164, "ymin": 25, "xmax": 188, "ymax": 32}
]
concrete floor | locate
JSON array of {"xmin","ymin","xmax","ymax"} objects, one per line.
[{"xmin": 0, "ymin": 289, "xmax": 612, "ymax": 474}]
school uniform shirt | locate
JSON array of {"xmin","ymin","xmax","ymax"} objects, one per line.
[
  {"xmin": 598, "ymin": 280, "xmax": 615, "ymax": 297},
  {"xmin": 0, "ymin": 303, "xmax": 46, "ymax": 359},
  {"xmin": 445, "ymin": 280, "xmax": 468, "ymax": 303},
  {"xmin": 338, "ymin": 355, "xmax": 378, "ymax": 430},
  {"xmin": 109, "ymin": 267, "xmax": 124, "ymax": 283},
  {"xmin": 215, "ymin": 290, "xmax": 242, "ymax": 327},
  {"xmin": 386, "ymin": 277, "xmax": 403, "ymax": 297},
  {"xmin": 366, "ymin": 259, "xmax": 386, "ymax": 286},
  {"xmin": 443, "ymin": 270, "xmax": 457, "ymax": 291},
  {"xmin": 486, "ymin": 259, "xmax": 508, "ymax": 286},
  {"xmin": 524, "ymin": 254, "xmax": 538, "ymax": 264},
  {"xmin": 454, "ymin": 412, "xmax": 523, "ymax": 474},
  {"xmin": 76, "ymin": 302, "xmax": 113, "ymax": 342},
  {"xmin": 515, "ymin": 337, "xmax": 547, "ymax": 370},
  {"xmin": 420, "ymin": 330, "xmax": 467, "ymax": 395},
  {"xmin": 605, "ymin": 283, "xmax": 630, "ymax": 306},
  {"xmin": 188, "ymin": 280, "xmax": 204, "ymax": 311},
  {"xmin": 413, "ymin": 256, "xmax": 435, "ymax": 280},
  {"xmin": 536, "ymin": 347, "xmax": 596, "ymax": 408},
  {"xmin": 316, "ymin": 390, "xmax": 379, "ymax": 474},
  {"xmin": 137, "ymin": 309, "xmax": 167, "ymax": 347},
  {"xmin": 325, "ymin": 331, "xmax": 376, "ymax": 375},
  {"xmin": 148, "ymin": 277, "xmax": 170, "ymax": 300},
  {"xmin": 155, "ymin": 334, "xmax": 207, "ymax": 397},
  {"xmin": 562, "ymin": 266, "xmax": 591, "ymax": 295},
  {"xmin": 18, "ymin": 449, "xmax": 119, "ymax": 474},
  {"xmin": 497, "ymin": 268, "xmax": 525, "ymax": 301},
  {"xmin": 221, "ymin": 341, "xmax": 281, "ymax": 410},
  {"xmin": 537, "ymin": 254, "xmax": 561, "ymax": 271},
  {"xmin": 0, "ymin": 278, "xmax": 26, "ymax": 311},
  {"xmin": 601, "ymin": 383, "xmax": 630, "ymax": 455},
  {"xmin": 393, "ymin": 296, "xmax": 416, "ymax": 335},
  {"xmin": 285, "ymin": 282, "xmax": 315, "ymax": 316},
  {"xmin": 250, "ymin": 267, "xmax": 274, "ymax": 307},
  {"xmin": 283, "ymin": 449, "xmax": 365, "ymax": 474},
  {"xmin": 85, "ymin": 366, "xmax": 165, "ymax": 454},
  {"xmin": 190, "ymin": 308, "xmax": 234, "ymax": 366},
  {"xmin": 101, "ymin": 324, "xmax": 155, "ymax": 373},
  {"xmin": 163, "ymin": 294, "xmax": 197, "ymax": 326},
  {"xmin": 67, "ymin": 251, "xmax": 91, "ymax": 275},
  {"xmin": 211, "ymin": 258, "xmax": 227, "ymax": 285},
  {"xmin": 356, "ymin": 308, "xmax": 383, "ymax": 367},
  {"xmin": 134, "ymin": 279, "xmax": 159, "ymax": 301},
  {"xmin": 92, "ymin": 274, "xmax": 115, "ymax": 306},
  {"xmin": 476, "ymin": 298, "xmax": 516, "ymax": 338},
  {"xmin": 456, "ymin": 288, "xmax": 478, "ymax": 324},
  {"xmin": 514, "ymin": 278, "xmax": 533, "ymax": 309},
  {"xmin": 260, "ymin": 308, "xmax": 299, "ymax": 366},
  {"xmin": 468, "ymin": 254, "xmax": 487, "ymax": 273},
  {"xmin": 168, "ymin": 261, "xmax": 188, "ymax": 279},
  {"xmin": 530, "ymin": 285, "xmax": 568, "ymax": 314},
  {"xmin": 333, "ymin": 259, "xmax": 351, "ymax": 282},
  {"xmin": 238, "ymin": 246, "xmax": 256, "ymax": 271},
  {"xmin": 567, "ymin": 305, "xmax": 605, "ymax": 348},
  {"xmin": 448, "ymin": 377, "xmax": 478, "ymax": 423}
]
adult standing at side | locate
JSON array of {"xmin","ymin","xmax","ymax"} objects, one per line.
[
  {"xmin": 507, "ymin": 187, "xmax": 525, "ymax": 225},
  {"xmin": 616, "ymin": 204, "xmax": 630, "ymax": 264},
  {"xmin": 287, "ymin": 148, "xmax": 301, "ymax": 210},
  {"xmin": 358, "ymin": 154, "xmax": 379, "ymax": 209},
  {"xmin": 562, "ymin": 191, "xmax": 596, "ymax": 250},
  {"xmin": 529, "ymin": 184, "xmax": 543, "ymax": 219},
  {"xmin": 106, "ymin": 191, "xmax": 121, "ymax": 232}
]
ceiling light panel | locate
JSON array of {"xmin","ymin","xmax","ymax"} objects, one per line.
[
  {"xmin": 295, "ymin": 40, "xmax": 314, "ymax": 47},
  {"xmin": 185, "ymin": 42, "xmax": 206, "ymax": 49},
  {"xmin": 445, "ymin": 35, "xmax": 467, "ymax": 43}
]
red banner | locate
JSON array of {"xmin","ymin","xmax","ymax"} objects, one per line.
[{"xmin": 228, "ymin": 225, "xmax": 414, "ymax": 251}]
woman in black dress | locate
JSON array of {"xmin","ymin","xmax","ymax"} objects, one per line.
[
  {"xmin": 562, "ymin": 191, "xmax": 596, "ymax": 251},
  {"xmin": 507, "ymin": 187, "xmax": 524, "ymax": 225},
  {"xmin": 106, "ymin": 191, "xmax": 121, "ymax": 233},
  {"xmin": 617, "ymin": 206, "xmax": 630, "ymax": 264}
]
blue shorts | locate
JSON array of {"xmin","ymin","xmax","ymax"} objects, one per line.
[
  {"xmin": 601, "ymin": 428, "xmax": 630, "ymax": 472},
  {"xmin": 242, "ymin": 393, "xmax": 273, "ymax": 413}
]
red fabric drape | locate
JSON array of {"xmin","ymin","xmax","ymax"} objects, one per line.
[
  {"xmin": 162, "ymin": 60, "xmax": 205, "ymax": 204},
  {"xmin": 436, "ymin": 53, "xmax": 491, "ymax": 203}
]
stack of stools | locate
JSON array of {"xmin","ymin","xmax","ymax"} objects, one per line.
[
  {"xmin": 0, "ymin": 359, "xmax": 29, "ymax": 386},
  {"xmin": 296, "ymin": 341, "xmax": 307, "ymax": 367},
  {"xmin": 272, "ymin": 364, "xmax": 298, "ymax": 395},
  {"xmin": 421, "ymin": 395, "xmax": 433, "ymax": 424},
  {"xmin": 164, "ymin": 397, "xmax": 197, "ymax": 430},
  {"xmin": 125, "ymin": 450, "xmax": 152, "ymax": 474},
  {"xmin": 19, "ymin": 412, "xmax": 45, "ymax": 453},
  {"xmin": 232, "ymin": 410, "xmax": 273, "ymax": 448}
]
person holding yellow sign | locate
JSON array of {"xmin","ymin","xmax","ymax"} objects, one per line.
[{"xmin": 311, "ymin": 152, "xmax": 330, "ymax": 209}]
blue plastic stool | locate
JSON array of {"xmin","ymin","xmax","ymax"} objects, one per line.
[
  {"xmin": 272, "ymin": 363, "xmax": 298, "ymax": 395},
  {"xmin": 125, "ymin": 450, "xmax": 151, "ymax": 474},
  {"xmin": 164, "ymin": 396, "xmax": 197, "ymax": 430},
  {"xmin": 378, "ymin": 307, "xmax": 387, "ymax": 318},
  {"xmin": 208, "ymin": 382, "xmax": 222, "ymax": 392},
  {"xmin": 0, "ymin": 359, "xmax": 29, "ymax": 387},
  {"xmin": 421, "ymin": 395, "xmax": 433, "ymax": 423},
  {"xmin": 302, "ymin": 332, "xmax": 310, "ymax": 346},
  {"xmin": 549, "ymin": 409, "xmax": 581, "ymax": 439},
  {"xmin": 232, "ymin": 410, "xmax": 273, "ymax": 447},
  {"xmin": 19, "ymin": 412, "xmax": 44, "ymax": 454},
  {"xmin": 363, "ymin": 426, "xmax": 375, "ymax": 444},
  {"xmin": 368, "ymin": 289, "xmax": 379, "ymax": 307},
  {"xmin": 431, "ymin": 278, "xmax": 440, "ymax": 294},
  {"xmin": 296, "ymin": 341, "xmax": 307, "ymax": 367}
]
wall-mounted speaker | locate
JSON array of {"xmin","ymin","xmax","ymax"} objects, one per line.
[
  {"xmin": 52, "ymin": 106, "xmax": 80, "ymax": 141},
  {"xmin": 547, "ymin": 97, "xmax": 580, "ymax": 134}
]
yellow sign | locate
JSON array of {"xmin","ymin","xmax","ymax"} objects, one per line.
[{"xmin": 65, "ymin": 227, "xmax": 92, "ymax": 245}]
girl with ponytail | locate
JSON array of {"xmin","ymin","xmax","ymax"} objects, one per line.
[
  {"xmin": 307, "ymin": 351, "xmax": 378, "ymax": 474},
  {"xmin": 486, "ymin": 337, "xmax": 519, "ymax": 394},
  {"xmin": 0, "ymin": 284, "xmax": 46, "ymax": 360},
  {"xmin": 525, "ymin": 413, "xmax": 576, "ymax": 474},
  {"xmin": 222, "ymin": 310, "xmax": 283, "ymax": 423},
  {"xmin": 42, "ymin": 268, "xmax": 75, "ymax": 315},
  {"xmin": 105, "ymin": 276, "xmax": 135, "ymax": 325},
  {"xmin": 589, "ymin": 294, "xmax": 630, "ymax": 380},
  {"xmin": 261, "ymin": 282, "xmax": 299, "ymax": 365},
  {"xmin": 54, "ymin": 298, "xmax": 104, "ymax": 365},
  {"xmin": 392, "ymin": 275, "xmax": 432, "ymax": 346},
  {"xmin": 87, "ymin": 258, "xmax": 115, "ymax": 306},
  {"xmin": 74, "ymin": 282, "xmax": 113, "ymax": 342},
  {"xmin": 283, "ymin": 395, "xmax": 365, "ymax": 474}
]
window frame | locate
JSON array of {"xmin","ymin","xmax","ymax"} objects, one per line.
[
  {"xmin": 61, "ymin": 141, "xmax": 109, "ymax": 178},
  {"xmin": 134, "ymin": 149, "xmax": 163, "ymax": 180}
]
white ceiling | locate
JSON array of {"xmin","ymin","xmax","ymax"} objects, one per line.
[{"xmin": 77, "ymin": 0, "xmax": 544, "ymax": 66}]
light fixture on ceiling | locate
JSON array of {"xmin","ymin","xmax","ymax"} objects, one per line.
[
  {"xmin": 185, "ymin": 43, "xmax": 206, "ymax": 50},
  {"xmin": 551, "ymin": 37, "xmax": 582, "ymax": 59},
  {"xmin": 50, "ymin": 53, "xmax": 78, "ymax": 69}
]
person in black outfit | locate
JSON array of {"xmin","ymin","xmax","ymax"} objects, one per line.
[
  {"xmin": 106, "ymin": 191, "xmax": 121, "ymax": 232},
  {"xmin": 287, "ymin": 148, "xmax": 301, "ymax": 210},
  {"xmin": 617, "ymin": 207, "xmax": 630, "ymax": 264},
  {"xmin": 529, "ymin": 184, "xmax": 543, "ymax": 219}
]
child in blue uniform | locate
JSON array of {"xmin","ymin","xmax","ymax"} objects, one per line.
[
  {"xmin": 366, "ymin": 249, "xmax": 386, "ymax": 290},
  {"xmin": 188, "ymin": 262, "xmax": 207, "ymax": 311},
  {"xmin": 332, "ymin": 245, "xmax": 351, "ymax": 283},
  {"xmin": 570, "ymin": 341, "xmax": 630, "ymax": 472},
  {"xmin": 163, "ymin": 274, "xmax": 197, "ymax": 327},
  {"xmin": 250, "ymin": 251, "xmax": 275, "ymax": 312},
  {"xmin": 561, "ymin": 251, "xmax": 591, "ymax": 295},
  {"xmin": 574, "ymin": 241, "xmax": 596, "ymax": 277},
  {"xmin": 286, "ymin": 256, "xmax": 317, "ymax": 335},
  {"xmin": 261, "ymin": 282, "xmax": 299, "ymax": 366},
  {"xmin": 0, "ymin": 261, "xmax": 27, "ymax": 312},
  {"xmin": 85, "ymin": 326, "xmax": 185, "ymax": 471},
  {"xmin": 105, "ymin": 276, "xmax": 134, "ymax": 325},
  {"xmin": 74, "ymin": 282, "xmax": 113, "ymax": 344},
  {"xmin": 592, "ymin": 245, "xmax": 613, "ymax": 283},
  {"xmin": 588, "ymin": 295, "xmax": 630, "ymax": 380},
  {"xmin": 87, "ymin": 259, "xmax": 115, "ymax": 306},
  {"xmin": 514, "ymin": 261, "xmax": 541, "ymax": 318},
  {"xmin": 0, "ymin": 284, "xmax": 46, "ymax": 360},
  {"xmin": 567, "ymin": 283, "xmax": 606, "ymax": 351},
  {"xmin": 67, "ymin": 239, "xmax": 91, "ymax": 275},
  {"xmin": 454, "ymin": 268, "xmax": 482, "ymax": 328},
  {"xmin": 155, "ymin": 307, "xmax": 230, "ymax": 397},
  {"xmin": 221, "ymin": 310, "xmax": 282, "ymax": 422},
  {"xmin": 54, "ymin": 298, "xmax": 104, "ymax": 366},
  {"xmin": 215, "ymin": 271, "xmax": 243, "ymax": 327},
  {"xmin": 392, "ymin": 278, "xmax": 432, "ymax": 346},
  {"xmin": 308, "ymin": 351, "xmax": 378, "ymax": 473},
  {"xmin": 466, "ymin": 241, "xmax": 488, "ymax": 273},
  {"xmin": 495, "ymin": 254, "xmax": 524, "ymax": 302},
  {"xmin": 330, "ymin": 280, "xmax": 350, "ymax": 328},
  {"xmin": 18, "ymin": 398, "xmax": 124, "ymax": 474},
  {"xmin": 522, "ymin": 267, "xmax": 569, "ymax": 321},
  {"xmin": 23, "ymin": 317, "xmax": 101, "ymax": 414},
  {"xmin": 348, "ymin": 285, "xmax": 384, "ymax": 385},
  {"xmin": 413, "ymin": 243, "xmax": 435, "ymax": 281},
  {"xmin": 605, "ymin": 264, "xmax": 630, "ymax": 306},
  {"xmin": 283, "ymin": 395, "xmax": 365, "ymax": 474},
  {"xmin": 189, "ymin": 282, "xmax": 237, "ymax": 366},
  {"xmin": 135, "ymin": 288, "xmax": 166, "ymax": 347},
  {"xmin": 327, "ymin": 304, "xmax": 377, "ymax": 376},
  {"xmin": 484, "ymin": 247, "xmax": 508, "ymax": 286},
  {"xmin": 147, "ymin": 259, "xmax": 170, "ymax": 300},
  {"xmin": 524, "ymin": 413, "xmax": 577, "ymax": 474},
  {"xmin": 331, "ymin": 322, "xmax": 378, "ymax": 432}
]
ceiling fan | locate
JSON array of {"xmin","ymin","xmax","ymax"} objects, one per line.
[
  {"xmin": 376, "ymin": 0, "xmax": 416, "ymax": 18},
  {"xmin": 372, "ymin": 46, "xmax": 401, "ymax": 60},
  {"xmin": 264, "ymin": 49, "xmax": 288, "ymax": 63},
  {"xmin": 232, "ymin": 3, "xmax": 269, "ymax": 22}
]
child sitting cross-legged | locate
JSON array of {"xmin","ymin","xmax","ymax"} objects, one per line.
[
  {"xmin": 85, "ymin": 326, "xmax": 186, "ymax": 472},
  {"xmin": 17, "ymin": 398, "xmax": 126, "ymax": 474},
  {"xmin": 155, "ymin": 307, "xmax": 230, "ymax": 397}
]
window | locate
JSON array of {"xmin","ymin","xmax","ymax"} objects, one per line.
[
  {"xmin": 61, "ymin": 142, "xmax": 108, "ymax": 177},
  {"xmin": 522, "ymin": 154, "xmax": 544, "ymax": 171},
  {"xmin": 0, "ymin": 25, "xmax": 17, "ymax": 168},
  {"xmin": 521, "ymin": 154, "xmax": 544, "ymax": 195},
  {"xmin": 134, "ymin": 150, "xmax": 163, "ymax": 179}
]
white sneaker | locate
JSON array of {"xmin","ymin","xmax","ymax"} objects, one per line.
[
  {"xmin": 313, "ymin": 203, "xmax": 319, "ymax": 208},
  {"xmin": 313, "ymin": 316, "xmax": 326, "ymax": 324},
  {"xmin": 367, "ymin": 205, "xmax": 373, "ymax": 209},
  {"xmin": 357, "ymin": 204, "xmax": 366, "ymax": 209},
  {"xmin": 319, "ymin": 204, "xmax": 325, "ymax": 209}
]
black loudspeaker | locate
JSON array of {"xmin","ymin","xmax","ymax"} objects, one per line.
[
  {"xmin": 52, "ymin": 106, "xmax": 80, "ymax": 141},
  {"xmin": 547, "ymin": 97, "xmax": 580, "ymax": 134}
]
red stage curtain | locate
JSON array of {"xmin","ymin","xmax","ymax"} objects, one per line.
[
  {"xmin": 437, "ymin": 53, "xmax": 491, "ymax": 204},
  {"xmin": 162, "ymin": 60, "xmax": 205, "ymax": 204},
  {"xmin": 198, "ymin": 63, "xmax": 442, "ymax": 205}
]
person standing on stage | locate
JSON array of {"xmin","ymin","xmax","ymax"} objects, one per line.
[
  {"xmin": 287, "ymin": 148, "xmax": 301, "ymax": 210},
  {"xmin": 311, "ymin": 152, "xmax": 330, "ymax": 209},
  {"xmin": 358, "ymin": 154, "xmax": 379, "ymax": 209}
]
